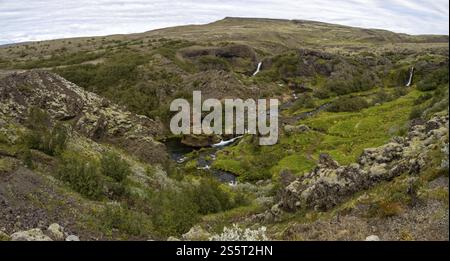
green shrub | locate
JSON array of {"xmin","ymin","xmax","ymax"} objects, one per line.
[
  {"xmin": 328, "ymin": 96, "xmax": 369, "ymax": 112},
  {"xmin": 416, "ymin": 67, "xmax": 448, "ymax": 91},
  {"xmin": 57, "ymin": 152, "xmax": 103, "ymax": 199},
  {"xmin": 150, "ymin": 187, "xmax": 199, "ymax": 237},
  {"xmin": 393, "ymin": 87, "xmax": 408, "ymax": 97},
  {"xmin": 373, "ymin": 89, "xmax": 393, "ymax": 104},
  {"xmin": 16, "ymin": 51, "xmax": 104, "ymax": 69},
  {"xmin": 100, "ymin": 205, "xmax": 153, "ymax": 237},
  {"xmin": 21, "ymin": 149, "xmax": 34, "ymax": 169},
  {"xmin": 290, "ymin": 94, "xmax": 316, "ymax": 111},
  {"xmin": 414, "ymin": 93, "xmax": 433, "ymax": 105},
  {"xmin": 409, "ymin": 107, "xmax": 424, "ymax": 120},
  {"xmin": 275, "ymin": 54, "xmax": 300, "ymax": 79},
  {"xmin": 313, "ymin": 88, "xmax": 331, "ymax": 99},
  {"xmin": 23, "ymin": 108, "xmax": 67, "ymax": 156},
  {"xmin": 100, "ymin": 152, "xmax": 131, "ymax": 182},
  {"xmin": 106, "ymin": 181, "xmax": 129, "ymax": 200},
  {"xmin": 417, "ymin": 81, "xmax": 439, "ymax": 91},
  {"xmin": 192, "ymin": 178, "xmax": 232, "ymax": 214}
]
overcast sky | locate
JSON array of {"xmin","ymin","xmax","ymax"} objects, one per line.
[{"xmin": 0, "ymin": 0, "xmax": 448, "ymax": 45}]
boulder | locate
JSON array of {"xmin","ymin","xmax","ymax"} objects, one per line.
[
  {"xmin": 368, "ymin": 163, "xmax": 388, "ymax": 178},
  {"xmin": 284, "ymin": 124, "xmax": 310, "ymax": 134},
  {"xmin": 425, "ymin": 119, "xmax": 441, "ymax": 133},
  {"xmin": 365, "ymin": 235, "xmax": 380, "ymax": 241},
  {"xmin": 167, "ymin": 236, "xmax": 181, "ymax": 241},
  {"xmin": 182, "ymin": 226, "xmax": 211, "ymax": 241},
  {"xmin": 47, "ymin": 223, "xmax": 64, "ymax": 240},
  {"xmin": 11, "ymin": 228, "xmax": 52, "ymax": 241},
  {"xmin": 65, "ymin": 235, "xmax": 80, "ymax": 241},
  {"xmin": 318, "ymin": 153, "xmax": 339, "ymax": 169}
]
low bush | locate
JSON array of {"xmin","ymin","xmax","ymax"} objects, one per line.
[
  {"xmin": 416, "ymin": 67, "xmax": 449, "ymax": 91},
  {"xmin": 100, "ymin": 205, "xmax": 153, "ymax": 237},
  {"xmin": 290, "ymin": 94, "xmax": 316, "ymax": 111},
  {"xmin": 328, "ymin": 96, "xmax": 369, "ymax": 112},
  {"xmin": 57, "ymin": 152, "xmax": 103, "ymax": 200},
  {"xmin": 414, "ymin": 93, "xmax": 433, "ymax": 105},
  {"xmin": 149, "ymin": 188, "xmax": 200, "ymax": 237},
  {"xmin": 409, "ymin": 106, "xmax": 424, "ymax": 120},
  {"xmin": 192, "ymin": 178, "xmax": 233, "ymax": 214},
  {"xmin": 100, "ymin": 152, "xmax": 131, "ymax": 183},
  {"xmin": 23, "ymin": 108, "xmax": 67, "ymax": 156},
  {"xmin": 372, "ymin": 89, "xmax": 393, "ymax": 104}
]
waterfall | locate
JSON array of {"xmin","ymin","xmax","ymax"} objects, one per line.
[
  {"xmin": 406, "ymin": 67, "xmax": 414, "ymax": 87},
  {"xmin": 252, "ymin": 62, "xmax": 262, "ymax": 76},
  {"xmin": 211, "ymin": 136, "xmax": 243, "ymax": 148}
]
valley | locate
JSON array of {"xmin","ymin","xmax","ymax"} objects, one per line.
[{"xmin": 0, "ymin": 17, "xmax": 448, "ymax": 241}]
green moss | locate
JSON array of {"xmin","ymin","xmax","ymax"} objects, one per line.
[
  {"xmin": 185, "ymin": 159, "xmax": 198, "ymax": 171},
  {"xmin": 270, "ymin": 154, "xmax": 315, "ymax": 178},
  {"xmin": 213, "ymin": 159, "xmax": 247, "ymax": 176}
]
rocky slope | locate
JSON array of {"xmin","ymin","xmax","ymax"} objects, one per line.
[
  {"xmin": 276, "ymin": 114, "xmax": 448, "ymax": 213},
  {"xmin": 0, "ymin": 70, "xmax": 167, "ymax": 164}
]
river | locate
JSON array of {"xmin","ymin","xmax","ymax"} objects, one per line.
[{"xmin": 164, "ymin": 137, "xmax": 238, "ymax": 184}]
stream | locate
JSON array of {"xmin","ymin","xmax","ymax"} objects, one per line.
[
  {"xmin": 281, "ymin": 102, "xmax": 331, "ymax": 124},
  {"xmin": 164, "ymin": 92, "xmax": 330, "ymax": 184},
  {"xmin": 165, "ymin": 137, "xmax": 239, "ymax": 185}
]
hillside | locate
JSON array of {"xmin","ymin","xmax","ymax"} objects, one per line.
[{"xmin": 0, "ymin": 18, "xmax": 448, "ymax": 241}]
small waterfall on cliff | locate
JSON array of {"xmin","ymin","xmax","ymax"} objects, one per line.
[
  {"xmin": 211, "ymin": 136, "xmax": 243, "ymax": 148},
  {"xmin": 406, "ymin": 67, "xmax": 414, "ymax": 87},
  {"xmin": 252, "ymin": 62, "xmax": 262, "ymax": 76}
]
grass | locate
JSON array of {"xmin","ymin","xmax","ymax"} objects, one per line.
[
  {"xmin": 301, "ymin": 89, "xmax": 420, "ymax": 164},
  {"xmin": 14, "ymin": 51, "xmax": 105, "ymax": 69},
  {"xmin": 0, "ymin": 157, "xmax": 14, "ymax": 173},
  {"xmin": 213, "ymin": 89, "xmax": 422, "ymax": 180}
]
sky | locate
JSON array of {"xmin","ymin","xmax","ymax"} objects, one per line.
[{"xmin": 0, "ymin": 0, "xmax": 448, "ymax": 45}]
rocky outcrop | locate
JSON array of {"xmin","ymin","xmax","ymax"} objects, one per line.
[
  {"xmin": 179, "ymin": 44, "xmax": 258, "ymax": 74},
  {"xmin": 365, "ymin": 235, "xmax": 381, "ymax": 241},
  {"xmin": 275, "ymin": 115, "xmax": 449, "ymax": 213},
  {"xmin": 47, "ymin": 223, "xmax": 64, "ymax": 240},
  {"xmin": 65, "ymin": 235, "xmax": 80, "ymax": 241},
  {"xmin": 181, "ymin": 134, "xmax": 221, "ymax": 148},
  {"xmin": 179, "ymin": 44, "xmax": 257, "ymax": 62},
  {"xmin": 6, "ymin": 223, "xmax": 80, "ymax": 241},
  {"xmin": 0, "ymin": 70, "xmax": 167, "ymax": 164},
  {"xmin": 10, "ymin": 228, "xmax": 53, "ymax": 241},
  {"xmin": 284, "ymin": 124, "xmax": 310, "ymax": 134},
  {"xmin": 182, "ymin": 226, "xmax": 211, "ymax": 241}
]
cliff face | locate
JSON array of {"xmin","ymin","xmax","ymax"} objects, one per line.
[{"xmin": 0, "ymin": 70, "xmax": 167, "ymax": 164}]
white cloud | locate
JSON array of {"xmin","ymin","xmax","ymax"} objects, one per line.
[{"xmin": 0, "ymin": 0, "xmax": 448, "ymax": 45}]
